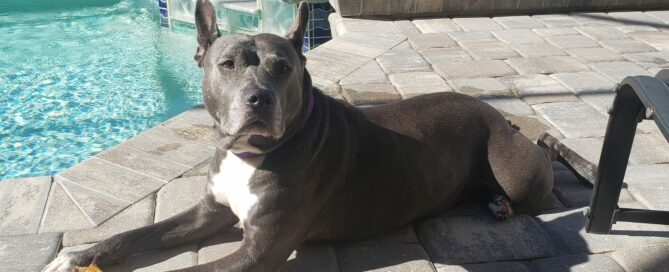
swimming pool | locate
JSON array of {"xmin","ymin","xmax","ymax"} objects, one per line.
[{"xmin": 0, "ymin": 0, "xmax": 203, "ymax": 179}]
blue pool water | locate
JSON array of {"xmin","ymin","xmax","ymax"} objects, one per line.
[{"xmin": 0, "ymin": 0, "xmax": 203, "ymax": 179}]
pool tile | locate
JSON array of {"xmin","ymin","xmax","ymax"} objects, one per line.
[{"xmin": 57, "ymin": 157, "xmax": 165, "ymax": 203}]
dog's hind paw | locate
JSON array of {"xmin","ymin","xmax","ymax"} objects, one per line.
[{"xmin": 488, "ymin": 195, "xmax": 514, "ymax": 221}]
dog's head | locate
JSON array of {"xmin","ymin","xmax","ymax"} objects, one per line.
[{"xmin": 194, "ymin": 0, "xmax": 311, "ymax": 153}]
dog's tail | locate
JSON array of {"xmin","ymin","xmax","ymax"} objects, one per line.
[{"xmin": 507, "ymin": 120, "xmax": 520, "ymax": 131}]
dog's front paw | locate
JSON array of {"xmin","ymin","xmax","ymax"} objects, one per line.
[
  {"xmin": 43, "ymin": 254, "xmax": 76, "ymax": 272},
  {"xmin": 488, "ymin": 195, "xmax": 514, "ymax": 221}
]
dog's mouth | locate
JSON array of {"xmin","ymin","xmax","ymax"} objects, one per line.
[
  {"xmin": 236, "ymin": 119, "xmax": 275, "ymax": 137},
  {"xmin": 217, "ymin": 117, "xmax": 283, "ymax": 140}
]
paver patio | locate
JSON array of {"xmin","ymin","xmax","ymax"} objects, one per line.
[{"xmin": 3, "ymin": 9, "xmax": 669, "ymax": 272}]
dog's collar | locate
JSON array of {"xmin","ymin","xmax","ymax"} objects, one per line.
[{"xmin": 233, "ymin": 93, "xmax": 314, "ymax": 159}]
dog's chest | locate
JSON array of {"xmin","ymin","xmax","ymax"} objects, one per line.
[{"xmin": 210, "ymin": 153, "xmax": 262, "ymax": 224}]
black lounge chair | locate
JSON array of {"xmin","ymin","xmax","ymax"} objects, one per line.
[{"xmin": 541, "ymin": 69, "xmax": 669, "ymax": 234}]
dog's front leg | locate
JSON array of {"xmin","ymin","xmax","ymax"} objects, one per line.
[
  {"xmin": 169, "ymin": 211, "xmax": 309, "ymax": 272},
  {"xmin": 43, "ymin": 195, "xmax": 237, "ymax": 272}
]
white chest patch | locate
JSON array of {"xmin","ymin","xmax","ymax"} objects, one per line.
[{"xmin": 210, "ymin": 152, "xmax": 263, "ymax": 224}]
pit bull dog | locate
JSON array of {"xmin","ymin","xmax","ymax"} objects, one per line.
[{"xmin": 44, "ymin": 1, "xmax": 555, "ymax": 271}]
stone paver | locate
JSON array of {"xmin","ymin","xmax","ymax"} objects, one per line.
[
  {"xmin": 0, "ymin": 232, "xmax": 61, "ymax": 272},
  {"xmin": 629, "ymin": 133, "xmax": 669, "ymax": 165},
  {"xmin": 97, "ymin": 146, "xmax": 190, "ymax": 181},
  {"xmin": 449, "ymin": 77, "xmax": 513, "ymax": 97},
  {"xmin": 571, "ymin": 12, "xmax": 622, "ymax": 27},
  {"xmin": 419, "ymin": 48, "xmax": 473, "ymax": 63},
  {"xmin": 123, "ymin": 127, "xmax": 214, "ymax": 168},
  {"xmin": 155, "ymin": 176, "xmax": 207, "ymax": 222},
  {"xmin": 56, "ymin": 177, "xmax": 130, "ymax": 226},
  {"xmin": 551, "ymin": 72, "xmax": 615, "ymax": 95},
  {"xmin": 505, "ymin": 115, "xmax": 561, "ymax": 141},
  {"xmin": 608, "ymin": 11, "xmax": 665, "ymax": 26},
  {"xmin": 417, "ymin": 215, "xmax": 559, "ymax": 266},
  {"xmin": 433, "ymin": 60, "xmax": 517, "ymax": 79},
  {"xmin": 394, "ymin": 20, "xmax": 420, "ymax": 35},
  {"xmin": 62, "ymin": 194, "xmax": 155, "ymax": 247},
  {"xmin": 534, "ymin": 14, "xmax": 581, "ymax": 27},
  {"xmin": 552, "ymin": 163, "xmax": 594, "ymax": 208},
  {"xmin": 500, "ymin": 74, "xmax": 578, "ymax": 104},
  {"xmin": 198, "ymin": 227, "xmax": 339, "ymax": 271},
  {"xmin": 412, "ymin": 18, "xmax": 461, "ymax": 33},
  {"xmin": 545, "ymin": 34, "xmax": 599, "ymax": 49},
  {"xmin": 533, "ymin": 102, "xmax": 607, "ymax": 138},
  {"xmin": 612, "ymin": 244, "xmax": 669, "ymax": 272},
  {"xmin": 625, "ymin": 164, "xmax": 669, "ymax": 210},
  {"xmin": 0, "ymin": 176, "xmax": 51, "ymax": 235},
  {"xmin": 39, "ymin": 180, "xmax": 96, "ymax": 233},
  {"xmin": 159, "ymin": 114, "xmax": 215, "ymax": 148},
  {"xmin": 530, "ymin": 254, "xmax": 625, "ymax": 272},
  {"xmin": 589, "ymin": 61, "xmax": 652, "ymax": 82},
  {"xmin": 459, "ymin": 39, "xmax": 520, "ymax": 60},
  {"xmin": 491, "ymin": 29, "xmax": 545, "ymax": 44},
  {"xmin": 575, "ymin": 26, "xmax": 629, "ymax": 40},
  {"xmin": 493, "ymin": 16, "xmax": 545, "ymax": 29},
  {"xmin": 480, "ymin": 96, "xmax": 535, "ymax": 116},
  {"xmin": 181, "ymin": 157, "xmax": 211, "ymax": 178},
  {"xmin": 512, "ymin": 43, "xmax": 567, "ymax": 58},
  {"xmin": 106, "ymin": 244, "xmax": 198, "ymax": 272},
  {"xmin": 389, "ymin": 72, "xmax": 451, "ymax": 98},
  {"xmin": 437, "ymin": 261, "xmax": 530, "ymax": 272},
  {"xmin": 342, "ymin": 84, "xmax": 401, "ymax": 105},
  {"xmin": 407, "ymin": 33, "xmax": 456, "ymax": 49},
  {"xmin": 447, "ymin": 31, "xmax": 494, "ymax": 42},
  {"xmin": 506, "ymin": 56, "xmax": 590, "ymax": 74},
  {"xmin": 318, "ymin": 38, "xmax": 387, "ymax": 58},
  {"xmin": 566, "ymin": 47, "xmax": 624, "ymax": 63},
  {"xmin": 623, "ymin": 52, "xmax": 669, "ymax": 69},
  {"xmin": 533, "ymin": 27, "xmax": 579, "ymax": 37},
  {"xmin": 453, "ymin": 18, "xmax": 503, "ymax": 31},
  {"xmin": 578, "ymin": 91, "xmax": 615, "ymax": 114},
  {"xmin": 283, "ymin": 245, "xmax": 339, "ymax": 272},
  {"xmin": 340, "ymin": 61, "xmax": 389, "ymax": 86},
  {"xmin": 600, "ymin": 39, "xmax": 658, "ymax": 54},
  {"xmin": 559, "ymin": 137, "xmax": 605, "ymax": 169},
  {"xmin": 376, "ymin": 49, "xmax": 432, "ymax": 75},
  {"xmin": 198, "ymin": 228, "xmax": 243, "ymax": 264},
  {"xmin": 629, "ymin": 31, "xmax": 669, "ymax": 51},
  {"xmin": 337, "ymin": 243, "xmax": 435, "ymax": 272},
  {"xmin": 57, "ymin": 157, "xmax": 165, "ymax": 203},
  {"xmin": 536, "ymin": 207, "xmax": 669, "ymax": 254}
]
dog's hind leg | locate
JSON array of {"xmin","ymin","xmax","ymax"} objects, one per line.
[{"xmin": 485, "ymin": 125, "xmax": 555, "ymax": 208}]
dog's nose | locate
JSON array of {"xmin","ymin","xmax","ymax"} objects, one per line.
[{"xmin": 246, "ymin": 93, "xmax": 274, "ymax": 107}]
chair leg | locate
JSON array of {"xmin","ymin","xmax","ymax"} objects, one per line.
[{"xmin": 586, "ymin": 86, "xmax": 644, "ymax": 234}]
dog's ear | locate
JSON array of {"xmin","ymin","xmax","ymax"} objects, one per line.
[
  {"xmin": 194, "ymin": 0, "xmax": 220, "ymax": 68},
  {"xmin": 285, "ymin": 2, "xmax": 310, "ymax": 54}
]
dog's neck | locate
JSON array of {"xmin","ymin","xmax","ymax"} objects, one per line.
[{"xmin": 231, "ymin": 92, "xmax": 315, "ymax": 159}]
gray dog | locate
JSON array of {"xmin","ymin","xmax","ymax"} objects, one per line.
[{"xmin": 44, "ymin": 1, "xmax": 555, "ymax": 271}]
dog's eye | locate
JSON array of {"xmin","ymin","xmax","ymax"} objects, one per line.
[
  {"xmin": 278, "ymin": 64, "xmax": 290, "ymax": 73},
  {"xmin": 219, "ymin": 60, "xmax": 234, "ymax": 69}
]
